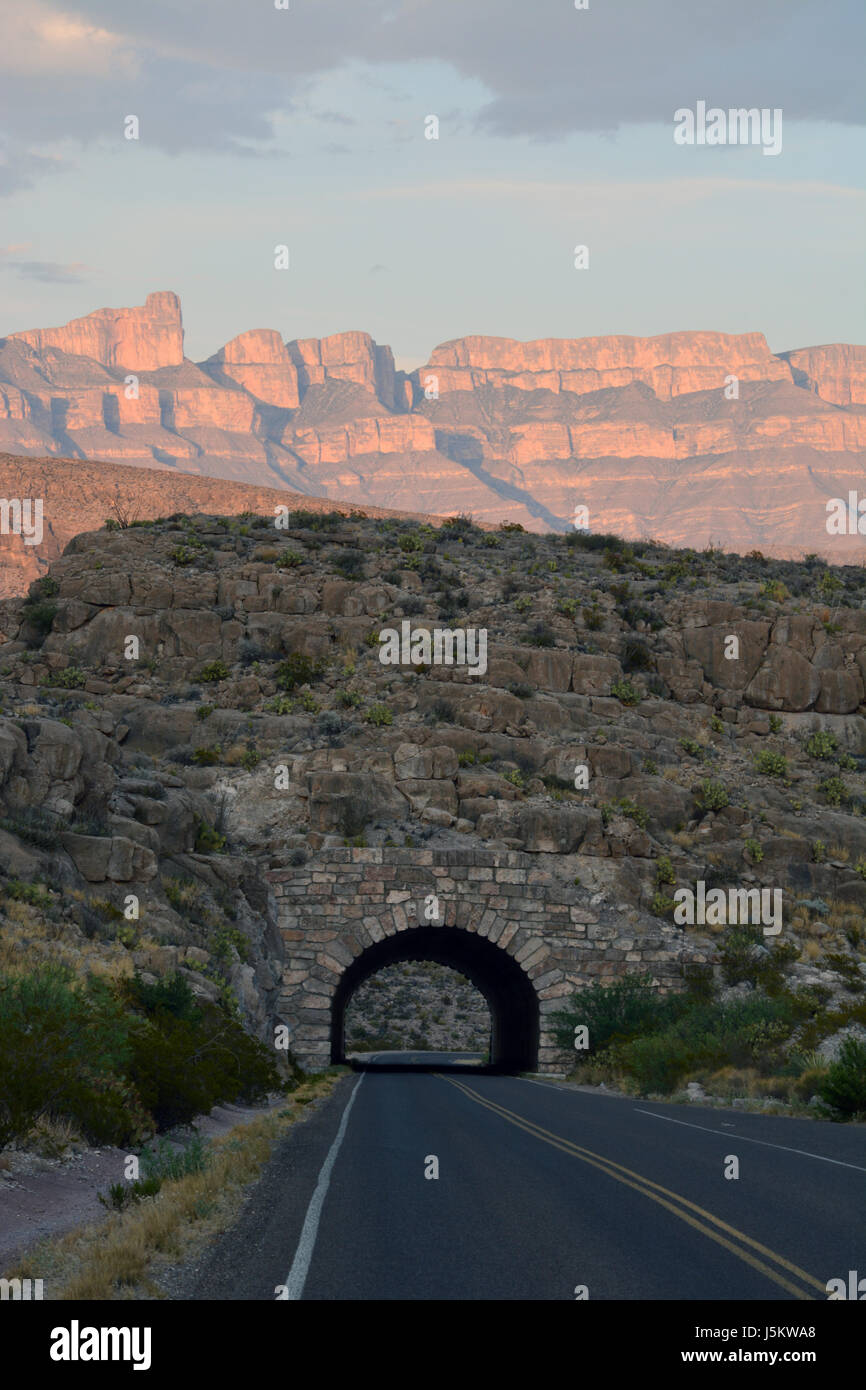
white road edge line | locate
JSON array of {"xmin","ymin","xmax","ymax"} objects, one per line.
[
  {"xmin": 282, "ymin": 1073, "xmax": 364, "ymax": 1300},
  {"xmin": 636, "ymin": 1108, "xmax": 866, "ymax": 1172}
]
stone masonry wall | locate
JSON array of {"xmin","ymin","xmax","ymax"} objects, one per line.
[{"xmin": 269, "ymin": 847, "xmax": 709, "ymax": 1074}]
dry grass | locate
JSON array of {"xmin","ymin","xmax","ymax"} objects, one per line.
[
  {"xmin": 0, "ymin": 901, "xmax": 134, "ymax": 982},
  {"xmin": 3, "ymin": 1071, "xmax": 342, "ymax": 1301},
  {"xmin": 220, "ymin": 742, "xmax": 248, "ymax": 767},
  {"xmin": 23, "ymin": 1115, "xmax": 84, "ymax": 1159},
  {"xmin": 827, "ymin": 843, "xmax": 851, "ymax": 863},
  {"xmin": 669, "ymin": 829, "xmax": 696, "ymax": 848}
]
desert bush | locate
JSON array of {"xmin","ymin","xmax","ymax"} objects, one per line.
[
  {"xmin": 552, "ymin": 974, "xmax": 673, "ymax": 1055},
  {"xmin": 611, "ymin": 1035, "xmax": 695, "ymax": 1095},
  {"xmin": 0, "ymin": 966, "xmax": 146, "ymax": 1151},
  {"xmin": 753, "ymin": 749, "xmax": 788, "ymax": 778},
  {"xmin": 696, "ymin": 779, "xmax": 729, "ymax": 812},
  {"xmin": 817, "ymin": 1037, "xmax": 866, "ymax": 1117},
  {"xmin": 275, "ymin": 653, "xmax": 323, "ymax": 691},
  {"xmin": 610, "ymin": 677, "xmax": 641, "ymax": 705},
  {"xmin": 198, "ymin": 661, "xmax": 229, "ymax": 683}
]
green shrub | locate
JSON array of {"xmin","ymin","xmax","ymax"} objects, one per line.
[
  {"xmin": 805, "ymin": 730, "xmax": 838, "ymax": 759},
  {"xmin": 125, "ymin": 971, "xmax": 201, "ymax": 1022},
  {"xmin": 332, "ymin": 548, "xmax": 366, "ymax": 579},
  {"xmin": 98, "ymin": 1175, "xmax": 162, "ymax": 1211},
  {"xmin": 198, "ymin": 661, "xmax": 229, "ymax": 683},
  {"xmin": 817, "ymin": 1037, "xmax": 866, "ymax": 1117},
  {"xmin": 276, "ymin": 550, "xmax": 303, "ymax": 568},
  {"xmin": 275, "ymin": 653, "xmax": 323, "ymax": 691},
  {"xmin": 650, "ymin": 891, "xmax": 678, "ymax": 918},
  {"xmin": 126, "ymin": 1003, "xmax": 279, "ymax": 1131},
  {"xmin": 610, "ymin": 678, "xmax": 641, "ymax": 705},
  {"xmin": 398, "ymin": 531, "xmax": 425, "ymax": 553},
  {"xmin": 655, "ymin": 856, "xmax": 675, "ymax": 886},
  {"xmin": 679, "ymin": 737, "xmax": 704, "ymax": 759},
  {"xmin": 172, "ymin": 545, "xmax": 199, "ymax": 566},
  {"xmin": 614, "ymin": 1035, "xmax": 695, "ymax": 1095},
  {"xmin": 20, "ymin": 600, "xmax": 58, "ymax": 642},
  {"xmin": 552, "ymin": 974, "xmax": 672, "ymax": 1055},
  {"xmin": 819, "ymin": 776, "xmax": 848, "ymax": 807},
  {"xmin": 364, "ymin": 703, "xmax": 393, "ymax": 727},
  {"xmin": 194, "ymin": 820, "xmax": 226, "ymax": 854},
  {"xmin": 3, "ymin": 878, "xmax": 55, "ymax": 909},
  {"xmin": 744, "ymin": 837, "xmax": 764, "ymax": 863},
  {"xmin": 0, "ymin": 966, "xmax": 146, "ymax": 1151},
  {"xmin": 140, "ymin": 1134, "xmax": 209, "ymax": 1182},
  {"xmin": 196, "ymin": 704, "xmax": 214, "ymax": 721},
  {"xmin": 192, "ymin": 745, "xmax": 221, "ymax": 766},
  {"xmin": 582, "ymin": 604, "xmax": 603, "ymax": 630},
  {"xmin": 696, "ymin": 779, "xmax": 729, "ymax": 811},
  {"xmin": 48, "ymin": 666, "xmax": 87, "ymax": 690},
  {"xmin": 336, "ymin": 689, "xmax": 362, "ymax": 708},
  {"xmin": 601, "ymin": 797, "xmax": 648, "ymax": 829},
  {"xmin": 753, "ymin": 749, "xmax": 788, "ymax": 778},
  {"xmin": 0, "ymin": 808, "xmax": 61, "ymax": 849}
]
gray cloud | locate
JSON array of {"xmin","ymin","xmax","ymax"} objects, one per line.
[
  {"xmin": 0, "ymin": 260, "xmax": 91, "ymax": 282},
  {"xmin": 0, "ymin": 0, "xmax": 860, "ymax": 193}
]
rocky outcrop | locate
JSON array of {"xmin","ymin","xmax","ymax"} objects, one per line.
[
  {"xmin": 11, "ymin": 291, "xmax": 184, "ymax": 372},
  {"xmin": 780, "ymin": 344, "xmax": 866, "ymax": 407},
  {"xmin": 418, "ymin": 331, "xmax": 793, "ymax": 400},
  {"xmin": 1, "ymin": 512, "xmax": 864, "ymax": 1072},
  {"xmin": 287, "ymin": 331, "xmax": 399, "ymax": 409},
  {"xmin": 204, "ymin": 330, "xmax": 301, "ymax": 409}
]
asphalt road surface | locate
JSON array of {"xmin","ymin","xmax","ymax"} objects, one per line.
[{"xmin": 193, "ymin": 1053, "xmax": 865, "ymax": 1301}]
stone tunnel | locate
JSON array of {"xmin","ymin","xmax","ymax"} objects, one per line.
[{"xmin": 268, "ymin": 847, "xmax": 701, "ymax": 1074}]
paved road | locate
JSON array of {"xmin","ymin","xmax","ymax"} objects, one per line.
[{"xmin": 194, "ymin": 1054, "xmax": 865, "ymax": 1301}]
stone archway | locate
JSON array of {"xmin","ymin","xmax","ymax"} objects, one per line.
[
  {"xmin": 268, "ymin": 846, "xmax": 695, "ymax": 1074},
  {"xmin": 330, "ymin": 924, "xmax": 540, "ymax": 1069}
]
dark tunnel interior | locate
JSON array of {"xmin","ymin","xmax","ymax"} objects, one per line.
[{"xmin": 330, "ymin": 926, "xmax": 540, "ymax": 1071}]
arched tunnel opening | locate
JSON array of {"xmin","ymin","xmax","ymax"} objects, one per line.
[{"xmin": 330, "ymin": 926, "xmax": 540, "ymax": 1072}]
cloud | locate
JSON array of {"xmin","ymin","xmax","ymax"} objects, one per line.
[
  {"xmin": 0, "ymin": 3, "xmax": 135, "ymax": 77},
  {"xmin": 314, "ymin": 110, "xmax": 357, "ymax": 126},
  {"xmin": 0, "ymin": 257, "xmax": 91, "ymax": 282},
  {"xmin": 0, "ymin": 0, "xmax": 861, "ymax": 195}
]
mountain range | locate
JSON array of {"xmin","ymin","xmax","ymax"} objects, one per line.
[{"xmin": 1, "ymin": 291, "xmax": 864, "ymax": 567}]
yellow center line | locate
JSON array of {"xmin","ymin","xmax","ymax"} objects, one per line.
[{"xmin": 438, "ymin": 1074, "xmax": 824, "ymax": 1301}]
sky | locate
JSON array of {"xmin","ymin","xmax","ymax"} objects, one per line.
[{"xmin": 0, "ymin": 0, "xmax": 863, "ymax": 370}]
